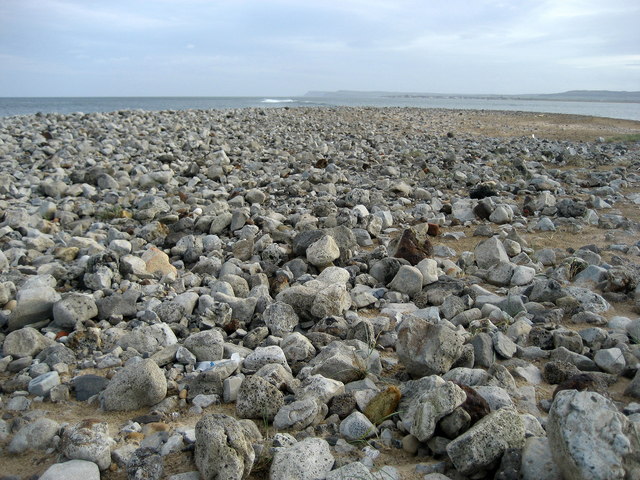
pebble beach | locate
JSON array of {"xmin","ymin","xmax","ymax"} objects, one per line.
[{"xmin": 1, "ymin": 106, "xmax": 640, "ymax": 479}]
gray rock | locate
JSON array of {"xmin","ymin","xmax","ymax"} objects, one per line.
[
  {"xmin": 326, "ymin": 462, "xmax": 374, "ymax": 480},
  {"xmin": 563, "ymin": 286, "xmax": 610, "ymax": 313},
  {"xmin": 7, "ymin": 417, "xmax": 59, "ymax": 453},
  {"xmin": 263, "ymin": 301, "xmax": 299, "ymax": 337},
  {"xmin": 28, "ymin": 370, "xmax": 61, "ymax": 396},
  {"xmin": 61, "ymin": 419, "xmax": 114, "ymax": 470},
  {"xmin": 492, "ymin": 331, "xmax": 517, "ymax": 359},
  {"xmin": 281, "ymin": 332, "xmax": 316, "ymax": 365},
  {"xmin": 117, "ymin": 323, "xmax": 177, "ymax": 356},
  {"xmin": 311, "ymin": 283, "xmax": 351, "ymax": 318},
  {"xmin": 184, "ymin": 330, "xmax": 224, "ymax": 362},
  {"xmin": 53, "ymin": 293, "xmax": 98, "ymax": 328},
  {"xmin": 8, "ymin": 286, "xmax": 61, "ymax": 330},
  {"xmin": 475, "ymin": 236, "xmax": 510, "ymax": 269},
  {"xmin": 388, "ymin": 265, "xmax": 423, "ymax": 298},
  {"xmin": 236, "ymin": 375, "xmax": 284, "ymax": 421},
  {"xmin": 96, "ymin": 289, "xmax": 140, "ymax": 319},
  {"xmin": 594, "ymin": 347, "xmax": 626, "ymax": 375},
  {"xmin": 306, "ymin": 235, "xmax": 340, "ymax": 267},
  {"xmin": 274, "ymin": 398, "xmax": 324, "ymax": 431},
  {"xmin": 39, "ymin": 460, "xmax": 101, "ymax": 480},
  {"xmin": 473, "ymin": 386, "xmax": 514, "ymax": 411},
  {"xmin": 446, "ymin": 408, "xmax": 525, "ymax": 475},
  {"xmin": 340, "ymin": 411, "xmax": 376, "ymax": 441},
  {"xmin": 243, "ymin": 345, "xmax": 288, "ymax": 373},
  {"xmin": 471, "ymin": 333, "xmax": 496, "ymax": 368},
  {"xmin": 195, "ymin": 414, "xmax": 255, "ymax": 480},
  {"xmin": 100, "ymin": 358, "xmax": 167, "ymax": 411},
  {"xmin": 410, "ymin": 381, "xmax": 466, "ymax": 441},
  {"xmin": 2, "ymin": 326, "xmax": 52, "ymax": 358},
  {"xmin": 520, "ymin": 437, "xmax": 561, "ymax": 480},
  {"xmin": 269, "ymin": 437, "xmax": 334, "ymax": 480},
  {"xmin": 126, "ymin": 447, "xmax": 164, "ymax": 480},
  {"xmin": 548, "ymin": 390, "xmax": 640, "ymax": 480},
  {"xmin": 396, "ymin": 315, "xmax": 465, "ymax": 377}
]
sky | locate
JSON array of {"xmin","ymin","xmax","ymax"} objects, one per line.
[{"xmin": 0, "ymin": 0, "xmax": 639, "ymax": 97}]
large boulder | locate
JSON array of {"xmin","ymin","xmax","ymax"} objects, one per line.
[
  {"xmin": 236, "ymin": 375, "xmax": 284, "ymax": 421},
  {"xmin": 100, "ymin": 358, "xmax": 167, "ymax": 411},
  {"xmin": 2, "ymin": 327, "xmax": 53, "ymax": 358},
  {"xmin": 547, "ymin": 390, "xmax": 640, "ymax": 480},
  {"xmin": 397, "ymin": 315, "xmax": 465, "ymax": 377},
  {"xmin": 195, "ymin": 414, "xmax": 255, "ymax": 480}
]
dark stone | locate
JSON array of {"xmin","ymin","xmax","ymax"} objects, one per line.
[
  {"xmin": 329, "ymin": 392, "xmax": 357, "ymax": 419},
  {"xmin": 454, "ymin": 383, "xmax": 490, "ymax": 425},
  {"xmin": 469, "ymin": 184, "xmax": 498, "ymax": 200},
  {"xmin": 127, "ymin": 446, "xmax": 164, "ymax": 480},
  {"xmin": 73, "ymin": 374, "xmax": 110, "ymax": 401},
  {"xmin": 552, "ymin": 373, "xmax": 594, "ymax": 399},
  {"xmin": 494, "ymin": 448, "xmax": 522, "ymax": 480},
  {"xmin": 473, "ymin": 202, "xmax": 493, "ymax": 220},
  {"xmin": 556, "ymin": 198, "xmax": 587, "ymax": 218},
  {"xmin": 131, "ymin": 414, "xmax": 163, "ymax": 424},
  {"xmin": 394, "ymin": 229, "xmax": 432, "ymax": 266},
  {"xmin": 528, "ymin": 325, "xmax": 555, "ymax": 350}
]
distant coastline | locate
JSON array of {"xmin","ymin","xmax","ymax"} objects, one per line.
[{"xmin": 304, "ymin": 90, "xmax": 640, "ymax": 104}]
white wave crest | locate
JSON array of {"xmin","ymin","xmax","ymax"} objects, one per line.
[{"xmin": 261, "ymin": 98, "xmax": 295, "ymax": 103}]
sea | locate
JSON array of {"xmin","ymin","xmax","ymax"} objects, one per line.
[{"xmin": 1, "ymin": 95, "xmax": 639, "ymax": 121}]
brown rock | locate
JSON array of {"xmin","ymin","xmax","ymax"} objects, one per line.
[
  {"xmin": 364, "ymin": 385, "xmax": 401, "ymax": 424},
  {"xmin": 394, "ymin": 229, "xmax": 433, "ymax": 266},
  {"xmin": 455, "ymin": 383, "xmax": 490, "ymax": 425},
  {"xmin": 552, "ymin": 373, "xmax": 594, "ymax": 399},
  {"xmin": 427, "ymin": 223, "xmax": 441, "ymax": 237}
]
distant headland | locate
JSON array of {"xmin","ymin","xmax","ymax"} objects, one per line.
[{"xmin": 304, "ymin": 90, "xmax": 640, "ymax": 103}]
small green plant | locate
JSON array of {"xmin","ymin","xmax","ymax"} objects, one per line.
[{"xmin": 605, "ymin": 133, "xmax": 640, "ymax": 143}]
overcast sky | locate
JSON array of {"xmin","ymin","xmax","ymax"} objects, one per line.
[{"xmin": 1, "ymin": 0, "xmax": 638, "ymax": 97}]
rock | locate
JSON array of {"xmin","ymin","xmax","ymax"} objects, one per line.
[
  {"xmin": 410, "ymin": 381, "xmax": 467, "ymax": 441},
  {"xmin": 195, "ymin": 414, "xmax": 255, "ymax": 480},
  {"xmin": 126, "ymin": 447, "xmax": 164, "ymax": 480},
  {"xmin": 393, "ymin": 229, "xmax": 432, "ymax": 265},
  {"xmin": 142, "ymin": 247, "xmax": 177, "ymax": 277},
  {"xmin": 306, "ymin": 235, "xmax": 340, "ymax": 267},
  {"xmin": 269, "ymin": 437, "xmax": 334, "ymax": 480},
  {"xmin": 73, "ymin": 374, "xmax": 110, "ymax": 401},
  {"xmin": 236, "ymin": 375, "xmax": 284, "ymax": 421},
  {"xmin": 274, "ymin": 398, "xmax": 324, "ymax": 431},
  {"xmin": 594, "ymin": 347, "xmax": 626, "ymax": 375},
  {"xmin": 7, "ymin": 417, "xmax": 59, "ymax": 453},
  {"xmin": 61, "ymin": 419, "xmax": 114, "ymax": 471},
  {"xmin": 8, "ymin": 286, "xmax": 61, "ymax": 330},
  {"xmin": 396, "ymin": 315, "xmax": 465, "ymax": 377},
  {"xmin": 101, "ymin": 358, "xmax": 167, "ymax": 411},
  {"xmin": 548, "ymin": 390, "xmax": 640, "ymax": 480},
  {"xmin": 520, "ymin": 437, "xmax": 561, "ymax": 480},
  {"xmin": 39, "ymin": 460, "xmax": 101, "ymax": 480},
  {"xmin": 326, "ymin": 462, "xmax": 374, "ymax": 480},
  {"xmin": 263, "ymin": 301, "xmax": 299, "ymax": 337},
  {"xmin": 416, "ymin": 258, "xmax": 439, "ymax": 285},
  {"xmin": 183, "ymin": 330, "xmax": 224, "ymax": 362},
  {"xmin": 388, "ymin": 265, "xmax": 423, "ymax": 298},
  {"xmin": 28, "ymin": 370, "xmax": 61, "ymax": 397},
  {"xmin": 2, "ymin": 326, "xmax": 52, "ymax": 358},
  {"xmin": 446, "ymin": 408, "xmax": 525, "ymax": 476},
  {"xmin": 340, "ymin": 411, "xmax": 376, "ymax": 441},
  {"xmin": 475, "ymin": 236, "xmax": 509, "ymax": 269},
  {"xmin": 311, "ymin": 283, "xmax": 351, "ymax": 318},
  {"xmin": 53, "ymin": 293, "xmax": 98, "ymax": 328},
  {"xmin": 492, "ymin": 331, "xmax": 517, "ymax": 359}
]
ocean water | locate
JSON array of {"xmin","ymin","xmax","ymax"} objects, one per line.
[{"xmin": 1, "ymin": 95, "xmax": 639, "ymax": 121}]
